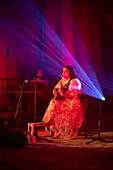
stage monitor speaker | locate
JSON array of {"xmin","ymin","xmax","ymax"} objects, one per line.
[{"xmin": 0, "ymin": 128, "xmax": 28, "ymax": 148}]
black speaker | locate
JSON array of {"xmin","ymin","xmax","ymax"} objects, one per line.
[{"xmin": 0, "ymin": 128, "xmax": 28, "ymax": 148}]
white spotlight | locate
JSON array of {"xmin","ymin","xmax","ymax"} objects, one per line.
[{"xmin": 102, "ymin": 97, "xmax": 105, "ymax": 101}]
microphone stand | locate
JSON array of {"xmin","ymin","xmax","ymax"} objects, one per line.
[
  {"xmin": 33, "ymin": 75, "xmax": 52, "ymax": 142},
  {"xmin": 34, "ymin": 75, "xmax": 37, "ymax": 136},
  {"xmin": 15, "ymin": 81, "xmax": 26, "ymax": 131},
  {"xmin": 86, "ymin": 101, "xmax": 110, "ymax": 144},
  {"xmin": 6, "ymin": 47, "xmax": 9, "ymax": 87}
]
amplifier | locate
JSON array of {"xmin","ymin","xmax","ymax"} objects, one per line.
[{"xmin": 28, "ymin": 122, "xmax": 51, "ymax": 137}]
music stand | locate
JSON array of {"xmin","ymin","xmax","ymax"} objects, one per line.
[
  {"xmin": 86, "ymin": 100, "xmax": 109, "ymax": 144},
  {"xmin": 33, "ymin": 75, "xmax": 52, "ymax": 143}
]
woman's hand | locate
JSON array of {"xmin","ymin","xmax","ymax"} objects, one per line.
[
  {"xmin": 53, "ymin": 88, "xmax": 58, "ymax": 97},
  {"xmin": 59, "ymin": 87, "xmax": 64, "ymax": 96},
  {"xmin": 59, "ymin": 87, "xmax": 74, "ymax": 99}
]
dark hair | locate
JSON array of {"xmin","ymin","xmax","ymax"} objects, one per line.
[{"xmin": 64, "ymin": 65, "xmax": 76, "ymax": 79}]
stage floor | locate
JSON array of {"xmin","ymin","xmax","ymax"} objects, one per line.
[{"xmin": 0, "ymin": 130, "xmax": 113, "ymax": 170}]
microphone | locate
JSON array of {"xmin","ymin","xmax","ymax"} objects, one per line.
[
  {"xmin": 55, "ymin": 75, "xmax": 63, "ymax": 84},
  {"xmin": 58, "ymin": 75, "xmax": 63, "ymax": 81},
  {"xmin": 24, "ymin": 79, "xmax": 28, "ymax": 84},
  {"xmin": 23, "ymin": 74, "xmax": 29, "ymax": 84},
  {"xmin": 59, "ymin": 75, "xmax": 63, "ymax": 79}
]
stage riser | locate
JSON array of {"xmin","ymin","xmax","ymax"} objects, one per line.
[{"xmin": 28, "ymin": 122, "xmax": 51, "ymax": 137}]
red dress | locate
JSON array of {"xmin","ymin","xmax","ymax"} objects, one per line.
[{"xmin": 42, "ymin": 78, "xmax": 84, "ymax": 139}]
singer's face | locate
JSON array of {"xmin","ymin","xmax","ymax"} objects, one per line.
[{"xmin": 62, "ymin": 67, "xmax": 70, "ymax": 79}]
